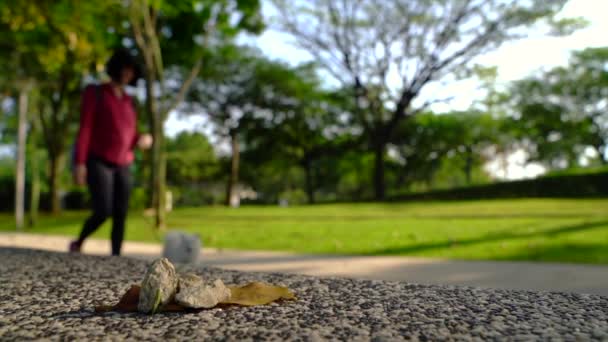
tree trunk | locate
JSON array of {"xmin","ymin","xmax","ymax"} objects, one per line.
[
  {"xmin": 373, "ymin": 142, "xmax": 386, "ymax": 201},
  {"xmin": 151, "ymin": 114, "xmax": 166, "ymax": 229},
  {"xmin": 464, "ymin": 145, "xmax": 473, "ymax": 185},
  {"xmin": 28, "ymin": 111, "xmax": 41, "ymax": 227},
  {"xmin": 143, "ymin": 147, "xmax": 154, "ymax": 209},
  {"xmin": 49, "ymin": 152, "xmax": 65, "ymax": 214},
  {"xmin": 225, "ymin": 131, "xmax": 240, "ymax": 207},
  {"xmin": 303, "ymin": 157, "xmax": 315, "ymax": 204},
  {"xmin": 595, "ymin": 145, "xmax": 607, "ymax": 165},
  {"xmin": 144, "ymin": 65, "xmax": 167, "ymax": 229},
  {"xmin": 15, "ymin": 89, "xmax": 28, "ymax": 230},
  {"xmin": 29, "ymin": 152, "xmax": 40, "ymax": 227}
]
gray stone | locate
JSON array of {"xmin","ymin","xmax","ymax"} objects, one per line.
[
  {"xmin": 178, "ymin": 272, "xmax": 204, "ymax": 291},
  {"xmin": 175, "ymin": 279, "xmax": 231, "ymax": 309},
  {"xmin": 138, "ymin": 258, "xmax": 178, "ymax": 313}
]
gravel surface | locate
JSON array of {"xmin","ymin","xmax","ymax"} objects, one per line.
[{"xmin": 1, "ymin": 247, "xmax": 607, "ymax": 341}]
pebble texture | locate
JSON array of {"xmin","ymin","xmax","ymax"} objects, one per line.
[{"xmin": 1, "ymin": 247, "xmax": 607, "ymax": 341}]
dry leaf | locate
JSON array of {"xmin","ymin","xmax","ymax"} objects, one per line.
[
  {"xmin": 95, "ymin": 284, "xmax": 141, "ymax": 313},
  {"xmin": 95, "ymin": 281, "xmax": 295, "ymax": 314},
  {"xmin": 222, "ymin": 282, "xmax": 296, "ymax": 306}
]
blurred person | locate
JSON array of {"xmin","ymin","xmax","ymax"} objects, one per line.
[{"xmin": 69, "ymin": 48, "xmax": 153, "ymax": 256}]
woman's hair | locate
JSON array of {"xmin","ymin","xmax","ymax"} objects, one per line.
[{"xmin": 105, "ymin": 47, "xmax": 142, "ymax": 86}]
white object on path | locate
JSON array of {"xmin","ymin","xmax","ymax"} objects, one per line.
[{"xmin": 162, "ymin": 231, "xmax": 201, "ymax": 264}]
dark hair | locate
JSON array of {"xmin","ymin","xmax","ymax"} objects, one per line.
[{"xmin": 105, "ymin": 47, "xmax": 142, "ymax": 86}]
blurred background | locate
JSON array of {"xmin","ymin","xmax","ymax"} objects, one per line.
[{"xmin": 0, "ymin": 0, "xmax": 606, "ymax": 265}]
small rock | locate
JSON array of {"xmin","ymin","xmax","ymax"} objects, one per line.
[
  {"xmin": 175, "ymin": 279, "xmax": 231, "ymax": 309},
  {"xmin": 178, "ymin": 273, "xmax": 204, "ymax": 291},
  {"xmin": 138, "ymin": 258, "xmax": 178, "ymax": 314}
]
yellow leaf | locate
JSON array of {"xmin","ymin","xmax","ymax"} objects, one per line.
[{"xmin": 222, "ymin": 282, "xmax": 296, "ymax": 306}]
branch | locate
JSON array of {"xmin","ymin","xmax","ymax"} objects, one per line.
[
  {"xmin": 142, "ymin": 5, "xmax": 163, "ymax": 83},
  {"xmin": 164, "ymin": 58, "xmax": 203, "ymax": 118},
  {"xmin": 352, "ymin": 77, "xmax": 372, "ymax": 133},
  {"xmin": 163, "ymin": 14, "xmax": 217, "ymax": 118},
  {"xmin": 327, "ymin": 0, "xmax": 357, "ymax": 76},
  {"xmin": 130, "ymin": 2, "xmax": 154, "ymax": 72},
  {"xmin": 410, "ymin": 96, "xmax": 455, "ymax": 116},
  {"xmin": 278, "ymin": 3, "xmax": 349, "ymax": 84},
  {"xmin": 409, "ymin": 20, "xmax": 499, "ymax": 96}
]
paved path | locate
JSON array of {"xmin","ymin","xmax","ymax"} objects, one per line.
[
  {"xmin": 2, "ymin": 233, "xmax": 608, "ymax": 295},
  {"xmin": 1, "ymin": 247, "xmax": 607, "ymax": 341}
]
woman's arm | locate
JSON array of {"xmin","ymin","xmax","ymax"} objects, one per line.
[
  {"xmin": 75, "ymin": 85, "xmax": 97, "ymax": 165},
  {"xmin": 73, "ymin": 86, "xmax": 97, "ymax": 186}
]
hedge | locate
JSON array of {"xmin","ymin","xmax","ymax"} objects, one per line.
[{"xmin": 390, "ymin": 171, "xmax": 608, "ymax": 201}]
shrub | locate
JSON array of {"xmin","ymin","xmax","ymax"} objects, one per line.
[{"xmin": 390, "ymin": 172, "xmax": 608, "ymax": 201}]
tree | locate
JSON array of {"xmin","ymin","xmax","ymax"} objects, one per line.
[
  {"xmin": 14, "ymin": 85, "xmax": 30, "ymax": 229},
  {"xmin": 1, "ymin": 1, "xmax": 121, "ymax": 213},
  {"xmin": 392, "ymin": 112, "xmax": 457, "ymax": 189},
  {"xmin": 27, "ymin": 108, "xmax": 43, "ymax": 226},
  {"xmin": 273, "ymin": 0, "xmax": 576, "ymax": 199},
  {"xmin": 392, "ymin": 111, "xmax": 499, "ymax": 190},
  {"xmin": 127, "ymin": 0, "xmax": 262, "ymax": 225},
  {"xmin": 166, "ymin": 131, "xmax": 218, "ymax": 186},
  {"xmin": 449, "ymin": 112, "xmax": 499, "ymax": 185},
  {"xmin": 507, "ymin": 47, "xmax": 608, "ymax": 169},
  {"xmin": 245, "ymin": 88, "xmax": 359, "ymax": 204},
  {"xmin": 187, "ymin": 46, "xmax": 301, "ymax": 205}
]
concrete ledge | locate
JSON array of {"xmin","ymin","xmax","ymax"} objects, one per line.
[{"xmin": 1, "ymin": 247, "xmax": 607, "ymax": 340}]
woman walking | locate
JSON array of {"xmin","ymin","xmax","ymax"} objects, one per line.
[{"xmin": 69, "ymin": 48, "xmax": 152, "ymax": 256}]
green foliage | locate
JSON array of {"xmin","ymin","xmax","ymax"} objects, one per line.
[
  {"xmin": 545, "ymin": 165, "xmax": 608, "ymax": 177},
  {"xmin": 278, "ymin": 189, "xmax": 308, "ymax": 205},
  {"xmin": 429, "ymin": 157, "xmax": 492, "ymax": 190},
  {"xmin": 333, "ymin": 151, "xmax": 374, "ymax": 201},
  {"xmin": 188, "ymin": 44, "xmax": 358, "ymax": 203},
  {"xmin": 391, "ymin": 111, "xmax": 499, "ymax": 189},
  {"xmin": 391, "ymin": 172, "xmax": 608, "ymax": 201},
  {"xmin": 166, "ymin": 131, "xmax": 218, "ymax": 186},
  {"xmin": 170, "ymin": 185, "xmax": 224, "ymax": 207},
  {"xmin": 0, "ymin": 0, "xmax": 125, "ymax": 213},
  {"xmin": 239, "ymin": 155, "xmax": 303, "ymax": 203},
  {"xmin": 129, "ymin": 187, "xmax": 148, "ymax": 210},
  {"xmin": 0, "ymin": 157, "xmax": 15, "ymax": 211},
  {"xmin": 136, "ymin": 0, "xmax": 263, "ymax": 71},
  {"xmin": 507, "ymin": 47, "xmax": 608, "ymax": 169}
]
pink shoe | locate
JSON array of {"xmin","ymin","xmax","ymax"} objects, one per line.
[{"xmin": 69, "ymin": 240, "xmax": 81, "ymax": 253}]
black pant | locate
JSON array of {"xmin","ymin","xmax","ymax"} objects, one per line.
[{"xmin": 78, "ymin": 157, "xmax": 131, "ymax": 256}]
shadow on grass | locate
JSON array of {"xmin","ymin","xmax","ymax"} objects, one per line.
[
  {"xmin": 368, "ymin": 220, "xmax": 608, "ymax": 256},
  {"xmin": 492, "ymin": 242, "xmax": 608, "ymax": 264}
]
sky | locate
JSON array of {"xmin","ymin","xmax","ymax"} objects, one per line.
[{"xmin": 167, "ymin": 0, "xmax": 608, "ymax": 179}]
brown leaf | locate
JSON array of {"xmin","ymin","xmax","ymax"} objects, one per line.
[
  {"xmin": 222, "ymin": 282, "xmax": 296, "ymax": 306},
  {"xmin": 115, "ymin": 284, "xmax": 141, "ymax": 312},
  {"xmin": 94, "ymin": 305, "xmax": 114, "ymax": 313},
  {"xmin": 94, "ymin": 284, "xmax": 141, "ymax": 313},
  {"xmin": 161, "ymin": 302, "xmax": 189, "ymax": 312}
]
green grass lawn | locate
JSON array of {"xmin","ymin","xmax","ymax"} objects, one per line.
[{"xmin": 1, "ymin": 198, "xmax": 608, "ymax": 264}]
